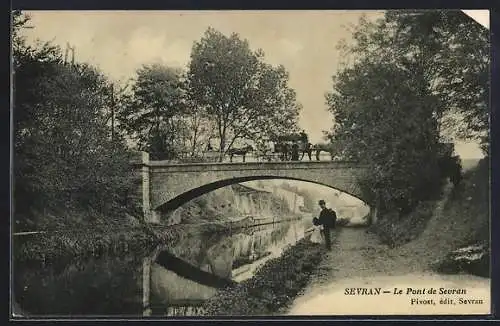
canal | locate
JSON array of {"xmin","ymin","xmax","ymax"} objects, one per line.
[{"xmin": 13, "ymin": 218, "xmax": 310, "ymax": 317}]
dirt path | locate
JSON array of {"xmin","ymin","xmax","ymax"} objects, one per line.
[
  {"xmin": 296, "ymin": 228, "xmax": 426, "ymax": 291},
  {"xmin": 296, "ymin": 182, "xmax": 456, "ymax": 294},
  {"xmin": 285, "ymin": 227, "xmax": 490, "ymax": 315}
]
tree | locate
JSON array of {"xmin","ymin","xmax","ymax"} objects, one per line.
[
  {"xmin": 182, "ymin": 79, "xmax": 218, "ymax": 158},
  {"xmin": 12, "ymin": 10, "xmax": 32, "ymax": 49},
  {"xmin": 187, "ymin": 28, "xmax": 301, "ymax": 161},
  {"xmin": 117, "ymin": 64, "xmax": 188, "ymax": 160},
  {"xmin": 184, "ymin": 104, "xmax": 213, "ymax": 157},
  {"xmin": 326, "ymin": 61, "xmax": 446, "ymax": 214},
  {"xmin": 13, "ymin": 12, "xmax": 135, "ymax": 230},
  {"xmin": 337, "ymin": 10, "xmax": 489, "ymax": 153}
]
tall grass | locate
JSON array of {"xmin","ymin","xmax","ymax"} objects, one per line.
[
  {"xmin": 368, "ymin": 158, "xmax": 489, "ymax": 248},
  {"xmin": 202, "ymin": 238, "xmax": 326, "ymax": 315},
  {"xmin": 13, "ymin": 223, "xmax": 159, "ymax": 264}
]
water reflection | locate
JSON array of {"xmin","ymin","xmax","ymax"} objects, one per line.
[
  {"xmin": 13, "ymin": 254, "xmax": 147, "ymax": 317},
  {"xmin": 148, "ymin": 220, "xmax": 306, "ymax": 316},
  {"xmin": 13, "ymin": 219, "xmax": 306, "ymax": 317}
]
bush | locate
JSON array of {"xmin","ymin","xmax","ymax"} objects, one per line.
[
  {"xmin": 336, "ymin": 217, "xmax": 351, "ymax": 227},
  {"xmin": 202, "ymin": 239, "xmax": 326, "ymax": 315},
  {"xmin": 13, "ymin": 16, "xmax": 137, "ymax": 232},
  {"xmin": 368, "ymin": 200, "xmax": 436, "ymax": 247},
  {"xmin": 13, "ymin": 223, "xmax": 159, "ymax": 264}
]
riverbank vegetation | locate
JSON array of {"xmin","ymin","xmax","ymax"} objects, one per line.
[
  {"xmin": 13, "ymin": 11, "xmax": 139, "ymax": 234},
  {"xmin": 426, "ymin": 158, "xmax": 489, "ymax": 277},
  {"xmin": 366, "ymin": 157, "xmax": 490, "ymax": 278},
  {"xmin": 13, "ymin": 221, "xmax": 160, "ymax": 264},
  {"xmin": 13, "ymin": 10, "xmax": 303, "ymax": 260},
  {"xmin": 369, "ymin": 157, "xmax": 488, "ymax": 247},
  {"xmin": 13, "ymin": 10, "xmax": 148, "ymax": 257},
  {"xmin": 14, "ymin": 217, "xmax": 236, "ymax": 264},
  {"xmin": 202, "ymin": 238, "xmax": 325, "ymax": 315},
  {"xmin": 325, "ymin": 11, "xmax": 489, "ymax": 261}
]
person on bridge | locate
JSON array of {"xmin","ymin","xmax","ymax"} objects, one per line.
[
  {"xmin": 291, "ymin": 141, "xmax": 300, "ymax": 161},
  {"xmin": 317, "ymin": 199, "xmax": 337, "ymax": 250},
  {"xmin": 281, "ymin": 142, "xmax": 290, "ymax": 161},
  {"xmin": 301, "ymin": 142, "xmax": 313, "ymax": 161},
  {"xmin": 299, "ymin": 130, "xmax": 308, "ymax": 143},
  {"xmin": 206, "ymin": 142, "xmax": 213, "ymax": 151},
  {"xmin": 267, "ymin": 140, "xmax": 275, "ymax": 161}
]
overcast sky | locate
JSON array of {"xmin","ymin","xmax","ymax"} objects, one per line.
[{"xmin": 22, "ymin": 10, "xmax": 486, "ymax": 158}]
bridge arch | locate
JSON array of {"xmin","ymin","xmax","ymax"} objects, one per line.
[
  {"xmin": 131, "ymin": 152, "xmax": 375, "ymax": 224},
  {"xmin": 156, "ymin": 175, "xmax": 368, "ymax": 215}
]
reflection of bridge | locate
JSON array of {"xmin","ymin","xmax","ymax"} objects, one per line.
[
  {"xmin": 132, "ymin": 152, "xmax": 374, "ymax": 224},
  {"xmin": 142, "ymin": 250, "xmax": 232, "ymax": 316},
  {"xmin": 142, "ymin": 221, "xmax": 302, "ymax": 316}
]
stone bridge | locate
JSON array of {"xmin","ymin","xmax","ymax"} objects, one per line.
[{"xmin": 132, "ymin": 152, "xmax": 375, "ymax": 224}]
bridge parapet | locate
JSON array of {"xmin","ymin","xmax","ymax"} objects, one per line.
[
  {"xmin": 132, "ymin": 151, "xmax": 372, "ymax": 224},
  {"xmin": 147, "ymin": 160, "xmax": 369, "ymax": 173}
]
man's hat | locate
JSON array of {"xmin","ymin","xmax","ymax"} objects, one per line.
[{"xmin": 318, "ymin": 200, "xmax": 326, "ymax": 205}]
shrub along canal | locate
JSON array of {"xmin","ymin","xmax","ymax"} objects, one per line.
[{"xmin": 13, "ymin": 218, "xmax": 313, "ymax": 317}]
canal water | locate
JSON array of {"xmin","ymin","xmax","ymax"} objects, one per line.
[{"xmin": 13, "ymin": 218, "xmax": 309, "ymax": 317}]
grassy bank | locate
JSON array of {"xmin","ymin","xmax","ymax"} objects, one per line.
[
  {"xmin": 13, "ymin": 215, "xmax": 302, "ymax": 264},
  {"xmin": 367, "ymin": 201, "xmax": 437, "ymax": 248},
  {"xmin": 202, "ymin": 238, "xmax": 326, "ymax": 316},
  {"xmin": 368, "ymin": 157, "xmax": 489, "ymax": 276},
  {"xmin": 13, "ymin": 222, "xmax": 160, "ymax": 264},
  {"xmin": 13, "ymin": 218, "xmax": 235, "ymax": 264}
]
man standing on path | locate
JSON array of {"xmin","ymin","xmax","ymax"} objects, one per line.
[{"xmin": 318, "ymin": 200, "xmax": 337, "ymax": 250}]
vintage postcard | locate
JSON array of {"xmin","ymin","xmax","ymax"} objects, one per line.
[{"xmin": 11, "ymin": 9, "xmax": 491, "ymax": 318}]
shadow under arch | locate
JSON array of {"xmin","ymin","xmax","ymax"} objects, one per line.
[
  {"xmin": 156, "ymin": 175, "xmax": 369, "ymax": 214},
  {"xmin": 154, "ymin": 249, "xmax": 237, "ymax": 289}
]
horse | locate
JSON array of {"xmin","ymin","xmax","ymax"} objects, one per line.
[
  {"xmin": 254, "ymin": 141, "xmax": 276, "ymax": 162},
  {"xmin": 272, "ymin": 131, "xmax": 313, "ymax": 161},
  {"xmin": 272, "ymin": 140, "xmax": 313, "ymax": 161},
  {"xmin": 311, "ymin": 142, "xmax": 337, "ymax": 161},
  {"xmin": 227, "ymin": 145, "xmax": 254, "ymax": 162},
  {"xmin": 273, "ymin": 141, "xmax": 290, "ymax": 161}
]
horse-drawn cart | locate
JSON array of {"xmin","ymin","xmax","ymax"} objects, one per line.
[
  {"xmin": 272, "ymin": 132, "xmax": 312, "ymax": 161},
  {"xmin": 270, "ymin": 132, "xmax": 340, "ymax": 161}
]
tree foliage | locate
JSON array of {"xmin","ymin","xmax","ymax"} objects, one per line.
[
  {"xmin": 326, "ymin": 10, "xmax": 488, "ymax": 214},
  {"xmin": 278, "ymin": 182, "xmax": 316, "ymax": 212},
  {"xmin": 337, "ymin": 10, "xmax": 489, "ymax": 152},
  {"xmin": 327, "ymin": 61, "xmax": 446, "ymax": 213},
  {"xmin": 183, "ymin": 100, "xmax": 216, "ymax": 158},
  {"xmin": 114, "ymin": 28, "xmax": 302, "ymax": 161},
  {"xmin": 187, "ymin": 28, "xmax": 301, "ymax": 160},
  {"xmin": 117, "ymin": 64, "xmax": 188, "ymax": 160},
  {"xmin": 385, "ymin": 10, "xmax": 489, "ymax": 150},
  {"xmin": 13, "ymin": 12, "xmax": 136, "ymax": 230}
]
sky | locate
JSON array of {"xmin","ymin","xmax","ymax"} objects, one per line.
[
  {"xmin": 21, "ymin": 10, "xmax": 487, "ymax": 159},
  {"xmin": 243, "ymin": 179, "xmax": 367, "ymax": 206}
]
